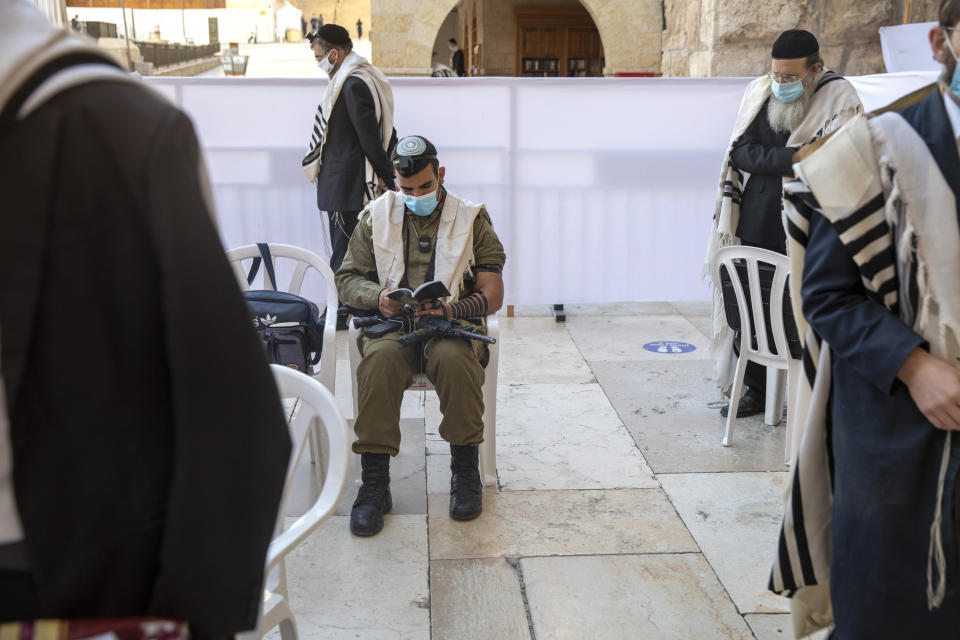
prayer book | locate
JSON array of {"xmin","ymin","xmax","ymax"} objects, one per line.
[{"xmin": 386, "ymin": 280, "xmax": 450, "ymax": 304}]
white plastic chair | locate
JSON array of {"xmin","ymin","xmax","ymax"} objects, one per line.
[
  {"xmin": 226, "ymin": 244, "xmax": 338, "ymax": 395},
  {"xmin": 254, "ymin": 365, "xmax": 350, "ymax": 640},
  {"xmin": 710, "ymin": 246, "xmax": 802, "ymax": 464},
  {"xmin": 348, "ymin": 316, "xmax": 499, "ymax": 486}
]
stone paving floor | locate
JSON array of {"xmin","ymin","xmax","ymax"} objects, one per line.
[{"xmin": 280, "ymin": 302, "xmax": 828, "ymax": 640}]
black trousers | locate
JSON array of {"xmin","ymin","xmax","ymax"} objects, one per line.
[
  {"xmin": 736, "ymin": 238, "xmax": 787, "ymax": 394},
  {"xmin": 327, "ymin": 209, "xmax": 361, "ymax": 274}
]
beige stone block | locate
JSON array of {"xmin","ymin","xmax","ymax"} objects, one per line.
[
  {"xmin": 660, "ymin": 472, "xmax": 792, "ymax": 613},
  {"xmin": 713, "ymin": 0, "xmax": 809, "ymax": 49},
  {"xmin": 278, "ymin": 514, "xmax": 430, "ymax": 640},
  {"xmin": 907, "ymin": 0, "xmax": 942, "ymax": 22},
  {"xmin": 745, "ymin": 614, "xmax": 831, "ymax": 640},
  {"xmin": 688, "ymin": 50, "xmax": 714, "ymax": 77},
  {"xmin": 662, "ymin": 50, "xmax": 691, "ymax": 77},
  {"xmin": 710, "ymin": 46, "xmax": 771, "ymax": 78},
  {"xmin": 841, "ymin": 43, "xmax": 887, "ymax": 76},
  {"xmin": 497, "ymin": 317, "xmax": 595, "ymax": 385},
  {"xmin": 819, "ymin": 44, "xmax": 846, "ymax": 71},
  {"xmin": 824, "ymin": 0, "xmax": 896, "ymax": 43},
  {"xmin": 430, "ymin": 558, "xmax": 531, "ymax": 640},
  {"xmin": 427, "ymin": 488, "xmax": 698, "ymax": 560},
  {"xmin": 389, "ymin": 14, "xmax": 412, "ymax": 33},
  {"xmin": 522, "ymin": 554, "xmax": 754, "ymax": 640},
  {"xmin": 494, "ymin": 383, "xmax": 658, "ymax": 491}
]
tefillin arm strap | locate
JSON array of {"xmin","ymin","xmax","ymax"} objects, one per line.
[{"xmin": 448, "ymin": 291, "xmax": 488, "ymax": 320}]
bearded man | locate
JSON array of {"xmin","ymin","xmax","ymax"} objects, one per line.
[
  {"xmin": 706, "ymin": 29, "xmax": 862, "ymax": 416},
  {"xmin": 770, "ymin": 4, "xmax": 960, "ymax": 637}
]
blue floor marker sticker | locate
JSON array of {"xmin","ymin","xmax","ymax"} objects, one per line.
[{"xmin": 643, "ymin": 341, "xmax": 696, "ymax": 354}]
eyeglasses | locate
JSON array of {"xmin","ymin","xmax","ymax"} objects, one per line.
[{"xmin": 768, "ymin": 70, "xmax": 809, "ymax": 84}]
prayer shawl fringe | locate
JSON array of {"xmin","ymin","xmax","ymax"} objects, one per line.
[
  {"xmin": 301, "ymin": 51, "xmax": 394, "ymax": 187},
  {"xmin": 772, "ymin": 107, "xmax": 960, "ymax": 638},
  {"xmin": 369, "ymin": 191, "xmax": 483, "ymax": 301},
  {"xmin": 705, "ymin": 71, "xmax": 863, "ymax": 394}
]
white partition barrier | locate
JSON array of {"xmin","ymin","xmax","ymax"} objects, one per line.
[{"xmin": 145, "ymin": 72, "xmax": 937, "ymax": 306}]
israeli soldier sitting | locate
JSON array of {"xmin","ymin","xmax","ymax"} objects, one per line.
[{"xmin": 335, "ymin": 135, "xmax": 506, "ymax": 536}]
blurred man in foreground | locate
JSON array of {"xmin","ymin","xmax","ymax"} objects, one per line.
[
  {"xmin": 771, "ymin": 5, "xmax": 960, "ymax": 638},
  {"xmin": 0, "ymin": 1, "xmax": 290, "ymax": 633}
]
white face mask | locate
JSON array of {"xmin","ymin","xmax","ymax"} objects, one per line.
[
  {"xmin": 449, "ymin": 44, "xmax": 456, "ymax": 52},
  {"xmin": 317, "ymin": 51, "xmax": 335, "ymax": 76}
]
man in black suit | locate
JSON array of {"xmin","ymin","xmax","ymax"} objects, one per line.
[
  {"xmin": 449, "ymin": 38, "xmax": 465, "ymax": 77},
  {"xmin": 306, "ymin": 24, "xmax": 396, "ymax": 327},
  {"xmin": 0, "ymin": 1, "xmax": 291, "ymax": 633}
]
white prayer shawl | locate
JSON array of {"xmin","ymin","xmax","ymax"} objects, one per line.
[
  {"xmin": 301, "ymin": 51, "xmax": 394, "ymax": 186},
  {"xmin": 706, "ymin": 71, "xmax": 863, "ymax": 393},
  {"xmin": 772, "ymin": 106, "xmax": 960, "ymax": 637},
  {"xmin": 0, "ymin": 0, "xmax": 126, "ymax": 122},
  {"xmin": 369, "ymin": 190, "xmax": 484, "ymax": 301}
]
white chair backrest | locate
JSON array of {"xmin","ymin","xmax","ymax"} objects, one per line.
[
  {"xmin": 266, "ymin": 364, "xmax": 350, "ymax": 575},
  {"xmin": 709, "ymin": 246, "xmax": 792, "ymax": 364},
  {"xmin": 226, "ymin": 244, "xmax": 338, "ymax": 393}
]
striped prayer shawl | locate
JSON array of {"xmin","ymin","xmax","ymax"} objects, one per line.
[
  {"xmin": 301, "ymin": 51, "xmax": 393, "ymax": 185},
  {"xmin": 772, "ymin": 99, "xmax": 960, "ymax": 638},
  {"xmin": 706, "ymin": 70, "xmax": 863, "ymax": 393}
]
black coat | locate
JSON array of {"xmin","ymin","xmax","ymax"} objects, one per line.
[
  {"xmin": 0, "ymin": 80, "xmax": 291, "ymax": 637},
  {"xmin": 802, "ymin": 88, "xmax": 960, "ymax": 638},
  {"xmin": 315, "ymin": 76, "xmax": 397, "ymax": 213},
  {"xmin": 730, "ymin": 99, "xmax": 798, "ymax": 250},
  {"xmin": 452, "ymin": 49, "xmax": 465, "ymax": 77}
]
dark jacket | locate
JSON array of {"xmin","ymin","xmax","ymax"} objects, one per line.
[
  {"xmin": 452, "ymin": 49, "xmax": 465, "ymax": 77},
  {"xmin": 801, "ymin": 88, "xmax": 960, "ymax": 638},
  {"xmin": 0, "ymin": 79, "xmax": 291, "ymax": 637},
  {"xmin": 730, "ymin": 99, "xmax": 798, "ymax": 250},
  {"xmin": 316, "ymin": 75, "xmax": 397, "ymax": 213}
]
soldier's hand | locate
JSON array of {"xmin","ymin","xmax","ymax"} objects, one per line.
[
  {"xmin": 898, "ymin": 348, "xmax": 960, "ymax": 431},
  {"xmin": 792, "ymin": 144, "xmax": 811, "ymax": 163},
  {"xmin": 415, "ymin": 298, "xmax": 449, "ymax": 319},
  {"xmin": 379, "ymin": 288, "xmax": 405, "ymax": 318}
]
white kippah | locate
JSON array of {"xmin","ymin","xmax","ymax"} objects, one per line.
[{"xmin": 397, "ymin": 136, "xmax": 428, "ymax": 156}]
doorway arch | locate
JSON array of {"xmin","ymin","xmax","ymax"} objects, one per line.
[{"xmin": 372, "ymin": 0, "xmax": 661, "ymax": 76}]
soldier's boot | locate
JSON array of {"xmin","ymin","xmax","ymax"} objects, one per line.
[
  {"xmin": 449, "ymin": 444, "xmax": 482, "ymax": 521},
  {"xmin": 350, "ymin": 453, "xmax": 392, "ymax": 536}
]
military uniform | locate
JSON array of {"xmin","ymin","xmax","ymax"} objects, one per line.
[{"xmin": 336, "ymin": 188, "xmax": 506, "ymax": 455}]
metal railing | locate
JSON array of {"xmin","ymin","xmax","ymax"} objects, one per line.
[{"xmin": 136, "ymin": 42, "xmax": 219, "ymax": 68}]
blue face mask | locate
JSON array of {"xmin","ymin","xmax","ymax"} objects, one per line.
[
  {"xmin": 402, "ymin": 189, "xmax": 439, "ymax": 217},
  {"xmin": 771, "ymin": 78, "xmax": 805, "ymax": 104},
  {"xmin": 944, "ymin": 31, "xmax": 960, "ymax": 101}
]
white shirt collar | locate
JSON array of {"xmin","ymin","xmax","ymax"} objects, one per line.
[{"xmin": 943, "ymin": 90, "xmax": 960, "ymax": 140}]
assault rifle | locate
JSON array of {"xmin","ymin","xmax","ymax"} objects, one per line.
[{"xmin": 353, "ymin": 306, "xmax": 496, "ymax": 348}]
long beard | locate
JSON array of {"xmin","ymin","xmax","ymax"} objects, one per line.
[{"xmin": 767, "ymin": 90, "xmax": 811, "ymax": 136}]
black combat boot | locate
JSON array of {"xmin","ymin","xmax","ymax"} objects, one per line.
[
  {"xmin": 350, "ymin": 453, "xmax": 392, "ymax": 536},
  {"xmin": 449, "ymin": 444, "xmax": 482, "ymax": 521}
]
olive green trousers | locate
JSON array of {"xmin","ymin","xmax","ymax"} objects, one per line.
[{"xmin": 353, "ymin": 332, "xmax": 487, "ymax": 455}]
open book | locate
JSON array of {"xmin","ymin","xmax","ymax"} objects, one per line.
[{"xmin": 386, "ymin": 280, "xmax": 451, "ymax": 305}]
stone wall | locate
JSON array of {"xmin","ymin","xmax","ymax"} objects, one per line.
[
  {"xmin": 899, "ymin": 0, "xmax": 941, "ymax": 23},
  {"xmin": 371, "ymin": 0, "xmax": 663, "ymax": 76},
  {"xmin": 663, "ymin": 0, "xmax": 900, "ymax": 77}
]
